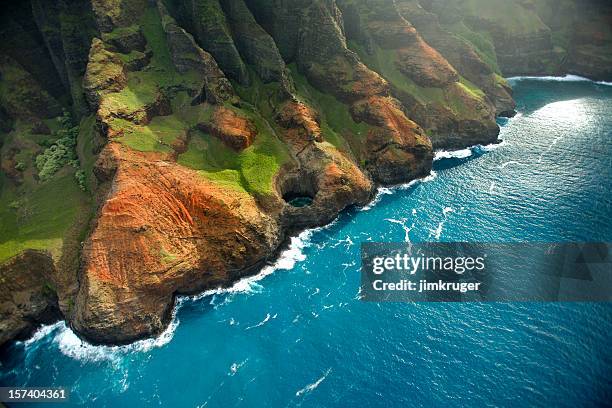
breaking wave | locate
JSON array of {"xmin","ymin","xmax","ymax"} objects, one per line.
[
  {"xmin": 506, "ymin": 74, "xmax": 612, "ymax": 86},
  {"xmin": 19, "ymin": 228, "xmax": 316, "ymax": 362},
  {"xmin": 295, "ymin": 368, "xmax": 332, "ymax": 397}
]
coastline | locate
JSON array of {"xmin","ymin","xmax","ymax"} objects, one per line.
[
  {"xmin": 3, "ymin": 73, "xmax": 603, "ymax": 351},
  {"xmin": 14, "ymin": 139, "xmax": 506, "ymax": 354}
]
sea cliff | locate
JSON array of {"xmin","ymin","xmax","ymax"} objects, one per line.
[{"xmin": 1, "ymin": 0, "xmax": 610, "ymax": 346}]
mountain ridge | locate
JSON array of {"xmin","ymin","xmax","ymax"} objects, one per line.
[{"xmin": 1, "ymin": 0, "xmax": 610, "ymax": 346}]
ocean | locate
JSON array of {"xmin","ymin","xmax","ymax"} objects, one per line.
[{"xmin": 1, "ymin": 77, "xmax": 611, "ymax": 407}]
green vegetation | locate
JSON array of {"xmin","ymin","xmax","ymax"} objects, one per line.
[
  {"xmin": 102, "ymin": 6, "xmax": 201, "ymax": 153},
  {"xmin": 447, "ymin": 21, "xmax": 501, "ymax": 74},
  {"xmin": 350, "ymin": 42, "xmax": 446, "ymax": 104},
  {"xmin": 288, "ymin": 63, "xmax": 368, "ymax": 156},
  {"xmin": 178, "ymin": 105, "xmax": 290, "ymax": 197},
  {"xmin": 458, "ymin": 77, "xmax": 485, "ymax": 99},
  {"xmin": 159, "ymin": 247, "xmax": 177, "ymax": 264},
  {"xmin": 232, "ymin": 67, "xmax": 285, "ymax": 118},
  {"xmin": 76, "ymin": 115, "xmax": 97, "ymax": 191},
  {"xmin": 102, "ymin": 24, "xmax": 141, "ymax": 43},
  {"xmin": 35, "ymin": 112, "xmax": 79, "ymax": 181},
  {"xmin": 113, "ymin": 115, "xmax": 188, "ymax": 153},
  {"xmin": 349, "ymin": 42, "xmax": 485, "ymax": 120},
  {"xmin": 1, "ymin": 112, "xmax": 93, "ymax": 263},
  {"xmin": 0, "ymin": 168, "xmax": 89, "ymax": 263},
  {"xmin": 460, "ymin": 0, "xmax": 547, "ymax": 35}
]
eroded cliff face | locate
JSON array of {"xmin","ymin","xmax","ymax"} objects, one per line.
[{"xmin": 0, "ymin": 0, "xmax": 610, "ymax": 346}]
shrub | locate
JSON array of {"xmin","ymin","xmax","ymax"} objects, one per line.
[
  {"xmin": 75, "ymin": 170, "xmax": 87, "ymax": 191},
  {"xmin": 35, "ymin": 111, "xmax": 80, "ymax": 181}
]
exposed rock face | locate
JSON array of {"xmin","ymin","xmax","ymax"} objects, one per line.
[
  {"xmin": 169, "ymin": 0, "xmax": 249, "ymax": 84},
  {"xmin": 0, "ymin": 250, "xmax": 61, "ymax": 348},
  {"xmin": 1, "ymin": 0, "xmax": 611, "ymax": 346},
  {"xmin": 83, "ymin": 38, "xmax": 127, "ymax": 107},
  {"xmin": 90, "ymin": 0, "xmax": 148, "ymax": 32},
  {"xmin": 339, "ymin": 0, "xmax": 499, "ymax": 147},
  {"xmin": 274, "ymin": 99, "xmax": 374, "ymax": 228},
  {"xmin": 202, "ymin": 106, "xmax": 257, "ymax": 150},
  {"xmin": 221, "ymin": 0, "xmax": 289, "ymax": 85},
  {"xmin": 157, "ymin": 1, "xmax": 235, "ymax": 104},
  {"xmin": 73, "ymin": 143, "xmax": 281, "ymax": 343}
]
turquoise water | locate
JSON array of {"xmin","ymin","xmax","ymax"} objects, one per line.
[{"xmin": 1, "ymin": 79, "xmax": 611, "ymax": 407}]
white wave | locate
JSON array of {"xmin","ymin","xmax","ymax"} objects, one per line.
[
  {"xmin": 359, "ymin": 187, "xmax": 394, "ymax": 211},
  {"xmin": 480, "ymin": 140, "xmax": 508, "ymax": 152},
  {"xmin": 187, "ymin": 229, "xmax": 314, "ymax": 302},
  {"xmin": 434, "ymin": 148, "xmax": 472, "ymax": 160},
  {"xmin": 245, "ymin": 313, "xmax": 277, "ymax": 330},
  {"xmin": 308, "ymin": 287, "xmax": 320, "ymax": 298},
  {"xmin": 51, "ymin": 310, "xmax": 180, "ymax": 363},
  {"xmin": 430, "ymin": 222, "xmax": 444, "ymax": 240},
  {"xmin": 395, "ymin": 170, "xmax": 437, "ymax": 191},
  {"xmin": 19, "ymin": 225, "xmax": 318, "ymax": 357},
  {"xmin": 295, "ymin": 368, "xmax": 332, "ymax": 397},
  {"xmin": 23, "ymin": 321, "xmax": 64, "ymax": 347},
  {"xmin": 507, "ymin": 74, "xmax": 612, "ymax": 86},
  {"xmin": 499, "ymin": 160, "xmax": 524, "ymax": 169},
  {"xmin": 385, "ymin": 217, "xmax": 414, "ymax": 243},
  {"xmin": 229, "ymin": 359, "xmax": 248, "ymax": 376},
  {"xmin": 429, "ymin": 206, "xmax": 454, "ymax": 240}
]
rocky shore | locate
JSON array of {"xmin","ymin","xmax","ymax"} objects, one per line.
[{"xmin": 1, "ymin": 0, "xmax": 610, "ymax": 347}]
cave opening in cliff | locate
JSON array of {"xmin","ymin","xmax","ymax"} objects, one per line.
[
  {"xmin": 285, "ymin": 195, "xmax": 314, "ymax": 207},
  {"xmin": 279, "ymin": 173, "xmax": 317, "ymax": 207}
]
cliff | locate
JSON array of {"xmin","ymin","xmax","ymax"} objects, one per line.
[{"xmin": 0, "ymin": 0, "xmax": 610, "ymax": 346}]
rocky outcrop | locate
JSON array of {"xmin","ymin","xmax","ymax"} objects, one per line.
[
  {"xmin": 339, "ymin": 0, "xmax": 499, "ymax": 147},
  {"xmin": 90, "ymin": 0, "xmax": 147, "ymax": 33},
  {"xmin": 0, "ymin": 250, "xmax": 61, "ymax": 348},
  {"xmin": 83, "ymin": 38, "xmax": 127, "ymax": 107},
  {"xmin": 274, "ymin": 99, "xmax": 374, "ymax": 228},
  {"xmin": 73, "ymin": 143, "xmax": 281, "ymax": 343},
  {"xmin": 168, "ymin": 0, "xmax": 249, "ymax": 84},
  {"xmin": 199, "ymin": 106, "xmax": 257, "ymax": 150},
  {"xmin": 157, "ymin": 1, "xmax": 235, "ymax": 104}
]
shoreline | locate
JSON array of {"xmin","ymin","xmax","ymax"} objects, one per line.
[
  {"xmin": 4, "ymin": 74, "xmax": 601, "ymax": 352},
  {"xmin": 13, "ymin": 139, "xmax": 506, "ymax": 356}
]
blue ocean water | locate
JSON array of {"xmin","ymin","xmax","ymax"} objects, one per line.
[{"xmin": 1, "ymin": 78, "xmax": 611, "ymax": 407}]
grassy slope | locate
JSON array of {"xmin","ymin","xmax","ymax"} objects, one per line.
[
  {"xmin": 178, "ymin": 70, "xmax": 291, "ymax": 197},
  {"xmin": 177, "ymin": 112, "xmax": 291, "ymax": 196},
  {"xmin": 98, "ymin": 7, "xmax": 291, "ymax": 197},
  {"xmin": 350, "ymin": 42, "xmax": 484, "ymax": 118},
  {"xmin": 287, "ymin": 64, "xmax": 368, "ymax": 161},
  {"xmin": 460, "ymin": 0, "xmax": 547, "ymax": 35},
  {"xmin": 0, "ymin": 122, "xmax": 91, "ymax": 263}
]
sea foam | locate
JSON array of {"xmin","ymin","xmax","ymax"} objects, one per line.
[{"xmin": 506, "ymin": 74, "xmax": 612, "ymax": 86}]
